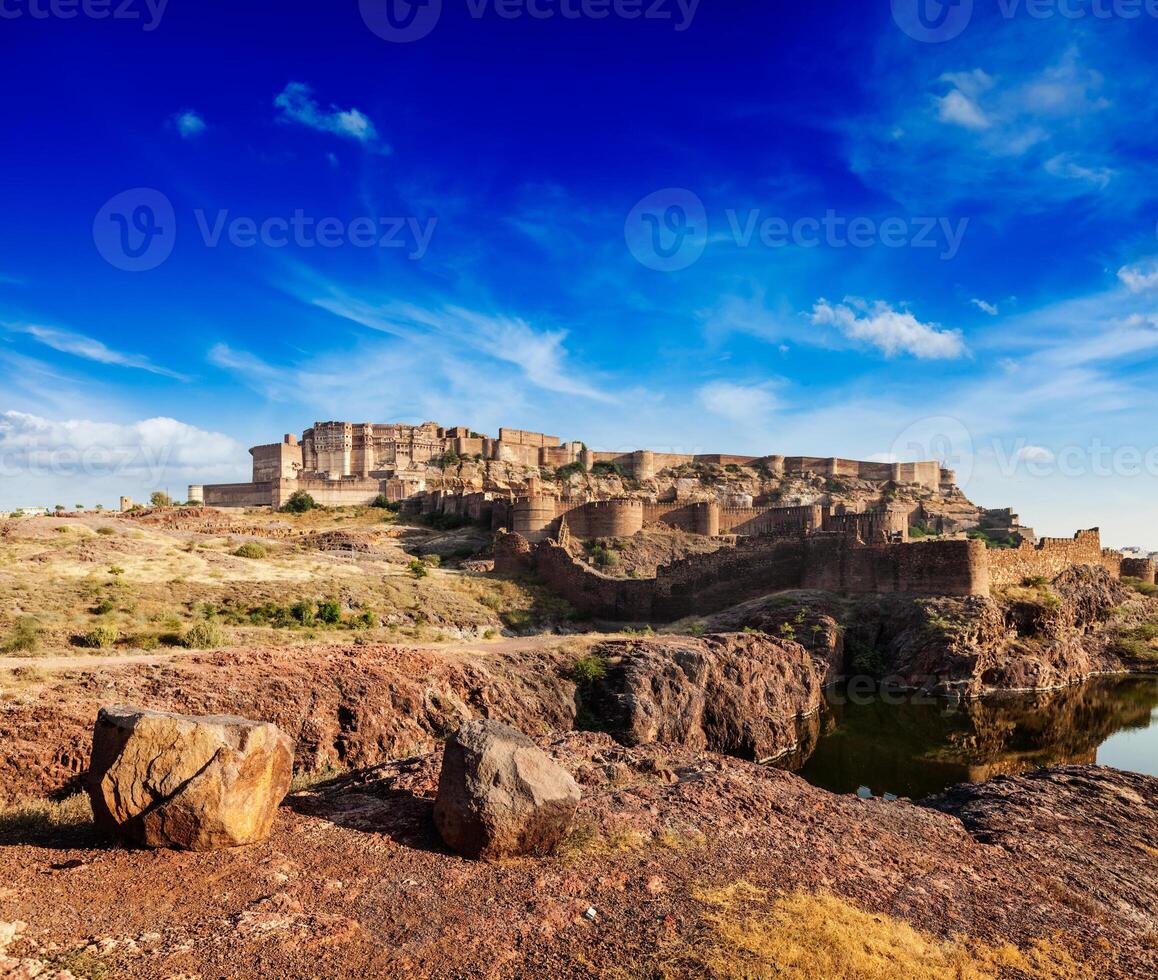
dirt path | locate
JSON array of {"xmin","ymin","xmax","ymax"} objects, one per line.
[
  {"xmin": 0, "ymin": 651, "xmax": 187, "ymax": 671},
  {"xmin": 0, "ymin": 634, "xmax": 608, "ymax": 674}
]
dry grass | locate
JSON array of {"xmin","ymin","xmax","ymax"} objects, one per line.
[
  {"xmin": 0, "ymin": 793, "xmax": 92, "ymax": 843},
  {"xmin": 664, "ymin": 881, "xmax": 1093, "ymax": 980},
  {"xmin": 0, "ymin": 513, "xmax": 561, "ymax": 656}
]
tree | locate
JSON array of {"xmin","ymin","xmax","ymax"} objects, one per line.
[
  {"xmin": 281, "ymin": 490, "xmax": 318, "ymax": 514},
  {"xmin": 150, "ymin": 491, "xmax": 173, "ymax": 508}
]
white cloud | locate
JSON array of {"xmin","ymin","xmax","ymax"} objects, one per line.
[
  {"xmin": 697, "ymin": 381, "xmax": 779, "ymax": 423},
  {"xmin": 1014, "ymin": 444, "xmax": 1055, "ymax": 463},
  {"xmin": 173, "ymin": 110, "xmax": 206, "ymax": 139},
  {"xmin": 1043, "ymin": 153, "xmax": 1114, "ymax": 188},
  {"xmin": 291, "ymin": 276, "xmax": 614, "ymax": 402},
  {"xmin": 274, "ymin": 83, "xmax": 385, "ymax": 150},
  {"xmin": 937, "ymin": 90, "xmax": 990, "ymax": 130},
  {"xmin": 971, "ymin": 298, "xmax": 999, "ymax": 316},
  {"xmin": 0, "ymin": 411, "xmax": 245, "ymax": 483},
  {"xmin": 810, "ymin": 299, "xmax": 968, "ymax": 360},
  {"xmin": 1117, "ymin": 258, "xmax": 1158, "ymax": 293},
  {"xmin": 3, "ymin": 322, "xmax": 188, "ymax": 380}
]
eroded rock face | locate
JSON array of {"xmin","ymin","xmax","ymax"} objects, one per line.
[
  {"xmin": 587, "ymin": 634, "xmax": 824, "ymax": 762},
  {"xmin": 86, "ymin": 706, "xmax": 294, "ymax": 851},
  {"xmin": 433, "ymin": 720, "xmax": 580, "ymax": 860}
]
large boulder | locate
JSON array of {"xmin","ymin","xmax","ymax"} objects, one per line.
[
  {"xmin": 86, "ymin": 706, "xmax": 294, "ymax": 851},
  {"xmin": 586, "ymin": 634, "xmax": 825, "ymax": 762},
  {"xmin": 433, "ymin": 720, "xmax": 581, "ymax": 860}
]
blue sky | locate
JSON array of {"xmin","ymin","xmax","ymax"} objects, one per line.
[{"xmin": 1, "ymin": 0, "xmax": 1157, "ymax": 546}]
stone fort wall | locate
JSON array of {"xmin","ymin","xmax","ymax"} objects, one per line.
[
  {"xmin": 496, "ymin": 527, "xmax": 1120, "ymax": 623},
  {"xmin": 496, "ymin": 531, "xmax": 991, "ymax": 622},
  {"xmin": 986, "ymin": 530, "xmax": 1120, "ymax": 587}
]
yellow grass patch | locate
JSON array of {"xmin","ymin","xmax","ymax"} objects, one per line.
[{"xmin": 671, "ymin": 881, "xmax": 1092, "ymax": 980}]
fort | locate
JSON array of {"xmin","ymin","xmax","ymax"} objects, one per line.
[
  {"xmin": 196, "ymin": 420, "xmax": 956, "ymax": 510},
  {"xmin": 193, "ymin": 419, "xmax": 1149, "ymax": 623},
  {"xmin": 494, "ymin": 525, "xmax": 1140, "ymax": 621}
]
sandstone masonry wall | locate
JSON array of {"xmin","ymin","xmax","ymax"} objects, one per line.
[{"xmin": 986, "ymin": 530, "xmax": 1112, "ymax": 588}]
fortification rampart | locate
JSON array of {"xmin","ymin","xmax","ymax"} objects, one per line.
[
  {"xmin": 986, "ymin": 529, "xmax": 1114, "ymax": 588},
  {"xmin": 1122, "ymin": 557, "xmax": 1157, "ymax": 584}
]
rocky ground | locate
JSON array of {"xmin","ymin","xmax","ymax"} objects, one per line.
[
  {"xmin": 3, "ymin": 511, "xmax": 1157, "ymax": 977},
  {"xmin": 0, "ymin": 738, "xmax": 1154, "ymax": 978}
]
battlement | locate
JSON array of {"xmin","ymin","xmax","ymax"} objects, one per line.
[{"xmin": 200, "ymin": 417, "xmax": 956, "ymax": 509}]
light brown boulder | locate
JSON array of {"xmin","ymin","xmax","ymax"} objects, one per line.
[
  {"xmin": 86, "ymin": 705, "xmax": 294, "ymax": 851},
  {"xmin": 433, "ymin": 720, "xmax": 581, "ymax": 860}
]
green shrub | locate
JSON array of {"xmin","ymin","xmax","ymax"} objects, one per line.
[
  {"xmin": 352, "ymin": 610, "xmax": 377, "ymax": 629},
  {"xmin": 570, "ymin": 654, "xmax": 607, "ymax": 685},
  {"xmin": 1022, "ymin": 575, "xmax": 1051, "ymax": 588},
  {"xmin": 149, "ymin": 491, "xmax": 173, "ymax": 508},
  {"xmin": 4, "ymin": 617, "xmax": 42, "ymax": 653},
  {"xmin": 369, "ymin": 494, "xmax": 392, "ymax": 509},
  {"xmin": 408, "ymin": 559, "xmax": 429, "ymax": 579},
  {"xmin": 108, "ymin": 565, "xmax": 125, "ymax": 576},
  {"xmin": 232, "ymin": 542, "xmax": 267, "ymax": 559},
  {"xmin": 130, "ymin": 633, "xmax": 161, "ymax": 651},
  {"xmin": 182, "ymin": 620, "xmax": 224, "ymax": 649},
  {"xmin": 591, "ymin": 460, "xmax": 624, "ymax": 478},
  {"xmin": 79, "ymin": 625, "xmax": 119, "ymax": 649},
  {"xmin": 96, "ymin": 526, "xmax": 115, "ymax": 536},
  {"xmin": 290, "ymin": 600, "xmax": 316, "ymax": 626},
  {"xmin": 281, "ymin": 491, "xmax": 318, "ymax": 514},
  {"xmin": 779, "ymin": 622, "xmax": 797, "ymax": 640},
  {"xmin": 590, "ymin": 544, "xmax": 618, "ymax": 567},
  {"xmin": 555, "ymin": 461, "xmax": 587, "ymax": 481},
  {"xmin": 317, "ymin": 600, "xmax": 342, "ymax": 625},
  {"xmin": 91, "ymin": 598, "xmax": 116, "ymax": 616},
  {"xmin": 1123, "ymin": 576, "xmax": 1158, "ymax": 597}
]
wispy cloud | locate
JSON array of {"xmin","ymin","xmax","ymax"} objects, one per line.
[
  {"xmin": 172, "ymin": 109, "xmax": 206, "ymax": 139},
  {"xmin": 698, "ymin": 381, "xmax": 779, "ymax": 424},
  {"xmin": 274, "ymin": 83, "xmax": 387, "ymax": 151},
  {"xmin": 3, "ymin": 323, "xmax": 188, "ymax": 380},
  {"xmin": 971, "ymin": 298, "xmax": 999, "ymax": 316},
  {"xmin": 810, "ymin": 299, "xmax": 968, "ymax": 360},
  {"xmin": 1118, "ymin": 258, "xmax": 1158, "ymax": 293}
]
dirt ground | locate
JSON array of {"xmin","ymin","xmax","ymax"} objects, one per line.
[{"xmin": 1, "ymin": 738, "xmax": 1154, "ymax": 979}]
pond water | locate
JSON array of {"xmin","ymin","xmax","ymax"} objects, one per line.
[{"xmin": 776, "ymin": 675, "xmax": 1158, "ymax": 800}]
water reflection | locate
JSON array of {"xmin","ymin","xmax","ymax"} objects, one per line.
[{"xmin": 776, "ymin": 676, "xmax": 1158, "ymax": 799}]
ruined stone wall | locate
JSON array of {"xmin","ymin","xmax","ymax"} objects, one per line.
[
  {"xmin": 1121, "ymin": 557, "xmax": 1157, "ymax": 584},
  {"xmin": 532, "ymin": 537, "xmax": 654, "ymax": 619},
  {"xmin": 800, "ymin": 537, "xmax": 987, "ymax": 596},
  {"xmin": 986, "ymin": 530, "xmax": 1109, "ymax": 588},
  {"xmin": 202, "ymin": 481, "xmax": 276, "ymax": 508}
]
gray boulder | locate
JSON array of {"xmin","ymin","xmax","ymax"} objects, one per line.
[{"xmin": 433, "ymin": 720, "xmax": 581, "ymax": 860}]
